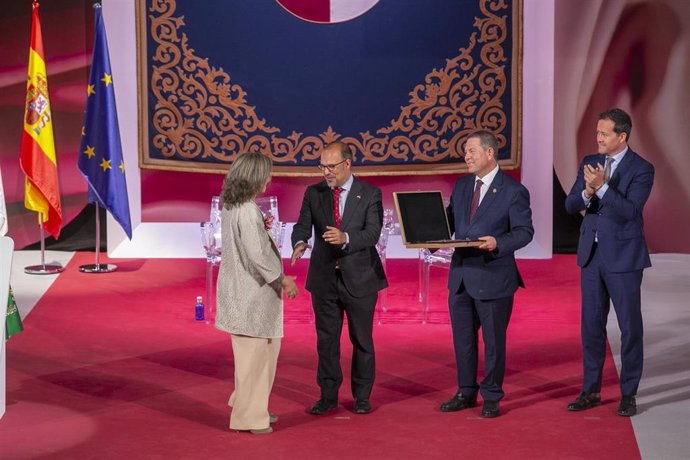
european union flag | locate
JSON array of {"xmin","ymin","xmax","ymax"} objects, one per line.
[{"xmin": 78, "ymin": 4, "xmax": 132, "ymax": 239}]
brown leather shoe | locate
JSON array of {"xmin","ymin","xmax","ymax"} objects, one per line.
[
  {"xmin": 567, "ymin": 392, "xmax": 601, "ymax": 411},
  {"xmin": 617, "ymin": 396, "xmax": 637, "ymax": 417},
  {"xmin": 439, "ymin": 393, "xmax": 477, "ymax": 412}
]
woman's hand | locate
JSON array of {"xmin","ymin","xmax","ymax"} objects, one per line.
[{"xmin": 281, "ymin": 276, "xmax": 298, "ymax": 299}]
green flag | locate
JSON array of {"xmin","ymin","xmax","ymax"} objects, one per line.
[
  {"xmin": 2, "ymin": 163, "xmax": 22, "ymax": 339},
  {"xmin": 6, "ymin": 288, "xmax": 24, "ymax": 340}
]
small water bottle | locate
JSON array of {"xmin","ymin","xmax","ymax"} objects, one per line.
[{"xmin": 195, "ymin": 296, "xmax": 205, "ymax": 321}]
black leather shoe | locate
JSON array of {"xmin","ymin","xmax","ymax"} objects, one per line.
[
  {"xmin": 310, "ymin": 398, "xmax": 337, "ymax": 415},
  {"xmin": 617, "ymin": 396, "xmax": 637, "ymax": 417},
  {"xmin": 439, "ymin": 393, "xmax": 477, "ymax": 412},
  {"xmin": 353, "ymin": 399, "xmax": 372, "ymax": 414},
  {"xmin": 567, "ymin": 392, "xmax": 601, "ymax": 411},
  {"xmin": 481, "ymin": 400, "xmax": 500, "ymax": 418}
]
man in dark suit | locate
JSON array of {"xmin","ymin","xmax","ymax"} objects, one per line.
[
  {"xmin": 565, "ymin": 108, "xmax": 654, "ymax": 417},
  {"xmin": 290, "ymin": 141, "xmax": 388, "ymax": 415},
  {"xmin": 439, "ymin": 130, "xmax": 533, "ymax": 418}
]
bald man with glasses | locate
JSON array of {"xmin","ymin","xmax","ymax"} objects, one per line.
[{"xmin": 291, "ymin": 141, "xmax": 388, "ymax": 416}]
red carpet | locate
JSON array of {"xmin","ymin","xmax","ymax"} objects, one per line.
[{"xmin": 0, "ymin": 254, "xmax": 640, "ymax": 459}]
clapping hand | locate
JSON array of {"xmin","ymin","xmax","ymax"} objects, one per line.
[{"xmin": 584, "ymin": 163, "xmax": 605, "ymax": 197}]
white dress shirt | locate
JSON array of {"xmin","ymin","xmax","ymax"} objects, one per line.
[{"xmin": 476, "ymin": 164, "xmax": 500, "ymax": 205}]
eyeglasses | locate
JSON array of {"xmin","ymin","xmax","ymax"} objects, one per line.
[{"xmin": 317, "ymin": 159, "xmax": 347, "ymax": 172}]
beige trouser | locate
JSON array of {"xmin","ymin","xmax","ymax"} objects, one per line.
[{"xmin": 229, "ymin": 335, "xmax": 281, "ymax": 430}]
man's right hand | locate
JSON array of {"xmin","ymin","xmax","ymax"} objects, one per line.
[{"xmin": 290, "ymin": 242, "xmax": 311, "ymax": 267}]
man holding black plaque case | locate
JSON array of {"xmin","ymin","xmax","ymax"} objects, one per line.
[{"xmin": 440, "ymin": 130, "xmax": 533, "ymax": 418}]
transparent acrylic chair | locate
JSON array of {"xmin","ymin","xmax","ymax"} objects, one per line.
[
  {"xmin": 200, "ymin": 196, "xmax": 222, "ymax": 324},
  {"xmin": 419, "ymin": 247, "xmax": 454, "ymax": 324},
  {"xmin": 375, "ymin": 209, "xmax": 394, "ymax": 324}
]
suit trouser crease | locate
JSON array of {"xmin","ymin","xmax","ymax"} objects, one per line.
[
  {"xmin": 449, "ymin": 286, "xmax": 513, "ymax": 402},
  {"xmin": 580, "ymin": 245, "xmax": 644, "ymax": 396},
  {"xmin": 312, "ymin": 272, "xmax": 377, "ymax": 401},
  {"xmin": 229, "ymin": 335, "xmax": 280, "ymax": 430}
]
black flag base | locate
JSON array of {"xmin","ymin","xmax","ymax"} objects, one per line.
[
  {"xmin": 79, "ymin": 263, "xmax": 117, "ymax": 273},
  {"xmin": 24, "ymin": 264, "xmax": 65, "ymax": 275}
]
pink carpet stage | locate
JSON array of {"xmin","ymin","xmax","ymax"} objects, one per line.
[{"xmin": 0, "ymin": 254, "xmax": 640, "ymax": 459}]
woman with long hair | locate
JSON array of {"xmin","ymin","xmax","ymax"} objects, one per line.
[{"xmin": 215, "ymin": 152, "xmax": 298, "ymax": 434}]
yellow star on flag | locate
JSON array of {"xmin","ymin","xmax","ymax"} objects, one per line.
[
  {"xmin": 101, "ymin": 73, "xmax": 113, "ymax": 86},
  {"xmin": 119, "ymin": 161, "xmax": 125, "ymax": 172},
  {"xmin": 87, "ymin": 84, "xmax": 96, "ymax": 96},
  {"xmin": 99, "ymin": 158, "xmax": 112, "ymax": 171},
  {"xmin": 83, "ymin": 145, "xmax": 96, "ymax": 159}
]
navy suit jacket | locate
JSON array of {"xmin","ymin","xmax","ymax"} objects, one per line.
[
  {"xmin": 291, "ymin": 177, "xmax": 388, "ymax": 298},
  {"xmin": 565, "ymin": 149, "xmax": 654, "ymax": 272},
  {"xmin": 447, "ymin": 170, "xmax": 534, "ymax": 300}
]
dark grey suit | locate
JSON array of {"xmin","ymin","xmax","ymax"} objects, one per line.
[{"xmin": 292, "ymin": 177, "xmax": 388, "ymax": 401}]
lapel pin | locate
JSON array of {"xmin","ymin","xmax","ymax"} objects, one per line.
[{"xmin": 492, "ymin": 188, "xmax": 497, "ymax": 193}]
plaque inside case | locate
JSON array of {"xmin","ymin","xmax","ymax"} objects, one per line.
[{"xmin": 393, "ymin": 191, "xmax": 483, "ymax": 248}]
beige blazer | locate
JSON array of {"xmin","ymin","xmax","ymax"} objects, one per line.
[{"xmin": 215, "ymin": 201, "xmax": 283, "ymax": 338}]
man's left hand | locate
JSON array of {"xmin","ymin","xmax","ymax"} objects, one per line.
[
  {"xmin": 323, "ymin": 226, "xmax": 346, "ymax": 246},
  {"xmin": 584, "ymin": 163, "xmax": 605, "ymax": 192},
  {"xmin": 478, "ymin": 236, "xmax": 497, "ymax": 251}
]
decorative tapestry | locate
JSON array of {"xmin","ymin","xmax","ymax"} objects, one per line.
[{"xmin": 137, "ymin": 0, "xmax": 522, "ymax": 175}]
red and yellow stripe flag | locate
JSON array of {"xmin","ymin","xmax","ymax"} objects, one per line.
[{"xmin": 19, "ymin": 1, "xmax": 62, "ymax": 239}]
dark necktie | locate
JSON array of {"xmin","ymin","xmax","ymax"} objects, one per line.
[
  {"xmin": 469, "ymin": 179, "xmax": 483, "ymax": 222},
  {"xmin": 333, "ymin": 187, "xmax": 343, "ymax": 228},
  {"xmin": 604, "ymin": 156, "xmax": 614, "ymax": 183}
]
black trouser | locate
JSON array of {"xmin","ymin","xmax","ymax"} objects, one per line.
[{"xmin": 311, "ymin": 271, "xmax": 378, "ymax": 401}]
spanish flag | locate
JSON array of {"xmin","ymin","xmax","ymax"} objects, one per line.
[{"xmin": 19, "ymin": 2, "xmax": 62, "ymax": 239}]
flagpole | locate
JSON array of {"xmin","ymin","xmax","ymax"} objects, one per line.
[
  {"xmin": 24, "ymin": 213, "xmax": 64, "ymax": 275},
  {"xmin": 79, "ymin": 202, "xmax": 117, "ymax": 273},
  {"xmin": 77, "ymin": 2, "xmax": 132, "ymax": 259}
]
